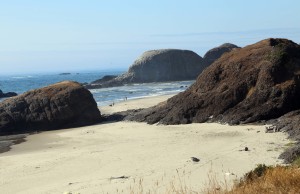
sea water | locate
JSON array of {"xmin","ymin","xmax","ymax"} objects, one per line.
[{"xmin": 0, "ymin": 70, "xmax": 194, "ymax": 106}]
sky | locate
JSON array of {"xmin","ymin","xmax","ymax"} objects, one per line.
[{"xmin": 0, "ymin": 0, "xmax": 300, "ymax": 75}]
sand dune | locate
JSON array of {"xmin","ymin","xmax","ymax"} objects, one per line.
[{"xmin": 0, "ymin": 95, "xmax": 289, "ymax": 194}]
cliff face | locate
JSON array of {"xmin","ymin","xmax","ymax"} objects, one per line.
[
  {"xmin": 130, "ymin": 38, "xmax": 300, "ymax": 125},
  {"xmin": 0, "ymin": 81, "xmax": 101, "ymax": 135}
]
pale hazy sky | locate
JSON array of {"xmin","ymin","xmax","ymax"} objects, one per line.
[{"xmin": 0, "ymin": 0, "xmax": 300, "ymax": 74}]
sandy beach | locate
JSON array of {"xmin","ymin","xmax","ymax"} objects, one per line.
[{"xmin": 0, "ymin": 95, "xmax": 290, "ymax": 194}]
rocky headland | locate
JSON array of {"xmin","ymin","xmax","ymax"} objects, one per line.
[
  {"xmin": 85, "ymin": 75, "xmax": 119, "ymax": 89},
  {"xmin": 128, "ymin": 38, "xmax": 300, "ymax": 125},
  {"xmin": 0, "ymin": 89, "xmax": 17, "ymax": 99},
  {"xmin": 122, "ymin": 38, "xmax": 300, "ymax": 163},
  {"xmin": 85, "ymin": 45, "xmax": 238, "ymax": 89},
  {"xmin": 0, "ymin": 81, "xmax": 101, "ymax": 135}
]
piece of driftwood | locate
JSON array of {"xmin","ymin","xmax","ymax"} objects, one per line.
[{"xmin": 265, "ymin": 125, "xmax": 279, "ymax": 133}]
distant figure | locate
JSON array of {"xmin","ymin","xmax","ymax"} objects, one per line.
[{"xmin": 125, "ymin": 97, "xmax": 127, "ymax": 101}]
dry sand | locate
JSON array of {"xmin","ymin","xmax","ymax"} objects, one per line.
[{"xmin": 0, "ymin": 95, "xmax": 290, "ymax": 194}]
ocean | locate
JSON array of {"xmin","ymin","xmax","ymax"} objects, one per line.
[{"xmin": 0, "ymin": 70, "xmax": 194, "ymax": 106}]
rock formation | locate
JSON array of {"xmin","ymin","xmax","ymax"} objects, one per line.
[
  {"xmin": 86, "ymin": 45, "xmax": 239, "ymax": 89},
  {"xmin": 0, "ymin": 81, "xmax": 101, "ymax": 135},
  {"xmin": 118, "ymin": 49, "xmax": 205, "ymax": 82},
  {"xmin": 129, "ymin": 38, "xmax": 300, "ymax": 125},
  {"xmin": 203, "ymin": 43, "xmax": 240, "ymax": 65},
  {"xmin": 85, "ymin": 75, "xmax": 119, "ymax": 89},
  {"xmin": 0, "ymin": 89, "xmax": 17, "ymax": 99},
  {"xmin": 91, "ymin": 75, "xmax": 118, "ymax": 84},
  {"xmin": 85, "ymin": 49, "xmax": 206, "ymax": 88}
]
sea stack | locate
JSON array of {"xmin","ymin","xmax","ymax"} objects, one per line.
[
  {"xmin": 130, "ymin": 38, "xmax": 300, "ymax": 125},
  {"xmin": 117, "ymin": 49, "xmax": 205, "ymax": 82},
  {"xmin": 0, "ymin": 81, "xmax": 101, "ymax": 135},
  {"xmin": 86, "ymin": 45, "xmax": 239, "ymax": 89},
  {"xmin": 85, "ymin": 49, "xmax": 206, "ymax": 88}
]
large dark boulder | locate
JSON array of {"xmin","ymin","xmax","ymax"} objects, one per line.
[
  {"xmin": 118, "ymin": 49, "xmax": 205, "ymax": 82},
  {"xmin": 203, "ymin": 43, "xmax": 240, "ymax": 65},
  {"xmin": 0, "ymin": 81, "xmax": 101, "ymax": 135},
  {"xmin": 86, "ymin": 49, "xmax": 206, "ymax": 88},
  {"xmin": 0, "ymin": 90, "xmax": 17, "ymax": 99},
  {"xmin": 129, "ymin": 38, "xmax": 300, "ymax": 125}
]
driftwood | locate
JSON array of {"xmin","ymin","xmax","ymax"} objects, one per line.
[{"xmin": 265, "ymin": 125, "xmax": 279, "ymax": 133}]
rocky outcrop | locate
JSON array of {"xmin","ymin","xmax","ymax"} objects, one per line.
[
  {"xmin": 118, "ymin": 49, "xmax": 205, "ymax": 82},
  {"xmin": 273, "ymin": 110, "xmax": 300, "ymax": 163},
  {"xmin": 0, "ymin": 81, "xmax": 101, "ymax": 135},
  {"xmin": 85, "ymin": 75, "xmax": 120, "ymax": 89},
  {"xmin": 203, "ymin": 43, "xmax": 240, "ymax": 65},
  {"xmin": 91, "ymin": 75, "xmax": 118, "ymax": 84},
  {"xmin": 86, "ymin": 45, "xmax": 239, "ymax": 89},
  {"xmin": 129, "ymin": 38, "xmax": 300, "ymax": 125},
  {"xmin": 0, "ymin": 90, "xmax": 17, "ymax": 99},
  {"xmin": 86, "ymin": 49, "xmax": 206, "ymax": 88}
]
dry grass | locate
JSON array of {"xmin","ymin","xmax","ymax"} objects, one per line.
[
  {"xmin": 222, "ymin": 165, "xmax": 300, "ymax": 194},
  {"xmin": 126, "ymin": 165, "xmax": 300, "ymax": 194},
  {"xmin": 292, "ymin": 156, "xmax": 300, "ymax": 167},
  {"xmin": 166, "ymin": 165, "xmax": 300, "ymax": 194},
  {"xmin": 246, "ymin": 87, "xmax": 255, "ymax": 98}
]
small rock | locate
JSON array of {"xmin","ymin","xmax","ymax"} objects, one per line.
[
  {"xmin": 245, "ymin": 147, "xmax": 249, "ymax": 151},
  {"xmin": 191, "ymin": 157, "xmax": 200, "ymax": 162}
]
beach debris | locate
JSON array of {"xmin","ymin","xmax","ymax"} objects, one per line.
[
  {"xmin": 215, "ymin": 187, "xmax": 221, "ymax": 191},
  {"xmin": 257, "ymin": 130, "xmax": 260, "ymax": 133},
  {"xmin": 225, "ymin": 172, "xmax": 235, "ymax": 176},
  {"xmin": 191, "ymin": 157, "xmax": 200, "ymax": 162},
  {"xmin": 265, "ymin": 125, "xmax": 279, "ymax": 133},
  {"xmin": 110, "ymin": 176, "xmax": 129, "ymax": 180},
  {"xmin": 63, "ymin": 192, "xmax": 80, "ymax": 194},
  {"xmin": 239, "ymin": 147, "xmax": 250, "ymax": 151}
]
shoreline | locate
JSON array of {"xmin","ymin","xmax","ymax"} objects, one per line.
[
  {"xmin": 0, "ymin": 134, "xmax": 28, "ymax": 154},
  {"xmin": 0, "ymin": 94, "xmax": 175, "ymax": 155},
  {"xmin": 99, "ymin": 94, "xmax": 175, "ymax": 115},
  {"xmin": 0, "ymin": 94, "xmax": 291, "ymax": 193}
]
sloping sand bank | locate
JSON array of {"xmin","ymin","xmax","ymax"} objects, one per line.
[{"xmin": 0, "ymin": 95, "xmax": 289, "ymax": 194}]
